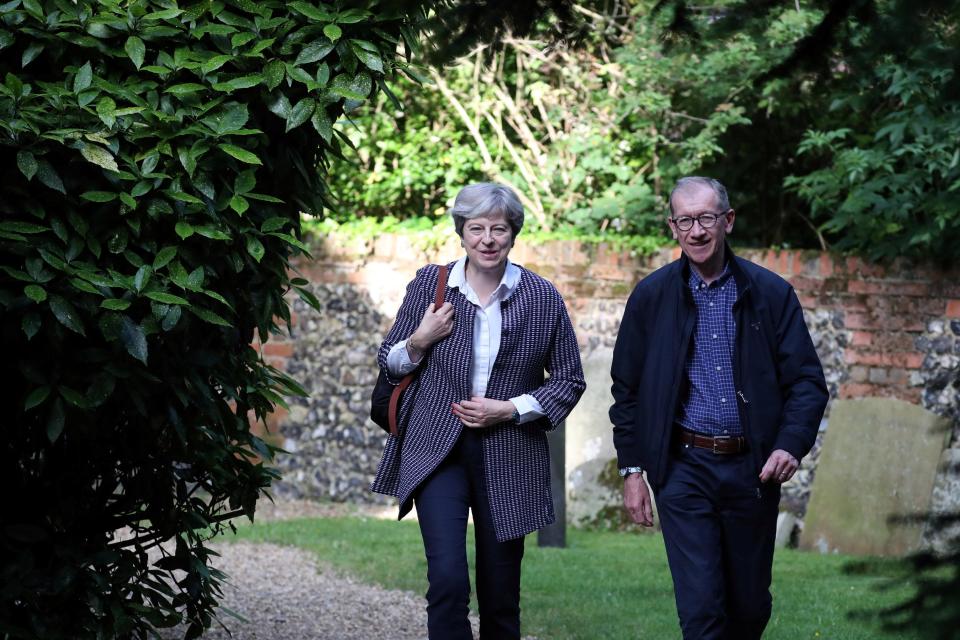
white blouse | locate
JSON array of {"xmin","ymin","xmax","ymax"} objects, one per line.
[{"xmin": 387, "ymin": 257, "xmax": 545, "ymax": 423}]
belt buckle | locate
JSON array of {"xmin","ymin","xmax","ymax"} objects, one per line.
[{"xmin": 712, "ymin": 435, "xmax": 730, "ymax": 454}]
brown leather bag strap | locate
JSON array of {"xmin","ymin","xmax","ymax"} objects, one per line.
[{"xmin": 388, "ymin": 264, "xmax": 448, "ymax": 436}]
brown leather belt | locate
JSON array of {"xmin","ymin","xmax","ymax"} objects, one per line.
[{"xmin": 678, "ymin": 429, "xmax": 746, "ymax": 455}]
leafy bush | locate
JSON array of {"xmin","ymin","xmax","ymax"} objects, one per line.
[
  {"xmin": 786, "ymin": 47, "xmax": 960, "ymax": 262},
  {"xmin": 0, "ymin": 0, "xmax": 420, "ymax": 636}
]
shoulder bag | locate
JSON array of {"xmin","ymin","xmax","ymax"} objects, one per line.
[{"xmin": 370, "ymin": 264, "xmax": 449, "ymax": 436}]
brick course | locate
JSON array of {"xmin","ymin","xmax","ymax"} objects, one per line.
[{"xmin": 266, "ymin": 234, "xmax": 956, "ymax": 409}]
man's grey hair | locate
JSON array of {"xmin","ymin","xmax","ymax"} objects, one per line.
[
  {"xmin": 669, "ymin": 177, "xmax": 731, "ymax": 215},
  {"xmin": 450, "ymin": 183, "xmax": 525, "ymax": 238}
]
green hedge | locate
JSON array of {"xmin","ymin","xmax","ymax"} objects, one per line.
[{"xmin": 0, "ymin": 0, "xmax": 420, "ymax": 637}]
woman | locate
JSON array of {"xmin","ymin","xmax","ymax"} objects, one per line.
[{"xmin": 371, "ymin": 183, "xmax": 586, "ymax": 639}]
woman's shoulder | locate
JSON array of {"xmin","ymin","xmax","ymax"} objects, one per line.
[{"xmin": 515, "ymin": 265, "xmax": 564, "ymax": 301}]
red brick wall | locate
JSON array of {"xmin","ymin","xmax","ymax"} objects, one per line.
[{"xmin": 263, "ymin": 233, "xmax": 957, "ymax": 408}]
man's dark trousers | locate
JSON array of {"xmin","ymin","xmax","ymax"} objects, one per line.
[
  {"xmin": 653, "ymin": 441, "xmax": 780, "ymax": 640},
  {"xmin": 414, "ymin": 428, "xmax": 525, "ymax": 639}
]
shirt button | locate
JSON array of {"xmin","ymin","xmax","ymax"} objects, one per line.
[
  {"xmin": 709, "ymin": 302, "xmax": 714, "ymax": 307},
  {"xmin": 720, "ymin": 398, "xmax": 726, "ymax": 403},
  {"xmin": 712, "ymin": 333, "xmax": 718, "ymax": 339},
  {"xmin": 716, "ymin": 366, "xmax": 721, "ymax": 371}
]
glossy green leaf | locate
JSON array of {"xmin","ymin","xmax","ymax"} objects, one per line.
[
  {"xmin": 263, "ymin": 60, "xmax": 285, "ymax": 91},
  {"xmin": 24, "ymin": 385, "xmax": 51, "ymax": 411},
  {"xmin": 22, "ymin": 313, "xmax": 41, "ymax": 340},
  {"xmin": 245, "ymin": 236, "xmax": 265, "ymax": 262},
  {"xmin": 134, "ymin": 265, "xmax": 152, "ymax": 293},
  {"xmin": 120, "ymin": 316, "xmax": 148, "ymax": 364},
  {"xmin": 101, "ymin": 299, "xmax": 132, "ymax": 311},
  {"xmin": 73, "ymin": 61, "xmax": 92, "ymax": 93},
  {"xmin": 200, "ymin": 55, "xmax": 232, "ymax": 74},
  {"xmin": 0, "ymin": 221, "xmax": 47, "ymax": 234},
  {"xmin": 96, "ymin": 96, "xmax": 117, "ymax": 127},
  {"xmin": 189, "ymin": 306, "xmax": 232, "ymax": 327},
  {"xmin": 323, "ymin": 24, "xmax": 342, "ymax": 41},
  {"xmin": 16, "ymin": 150, "xmax": 37, "ymax": 180},
  {"xmin": 328, "ymin": 71, "xmax": 371, "ymax": 101},
  {"xmin": 80, "ymin": 191, "xmax": 117, "ymax": 202},
  {"xmin": 79, "ymin": 143, "xmax": 119, "ymax": 172},
  {"xmin": 24, "ymin": 284, "xmax": 46, "ymax": 302},
  {"xmin": 229, "ymin": 195, "xmax": 249, "ymax": 214},
  {"xmin": 187, "ymin": 267, "xmax": 204, "ymax": 289},
  {"xmin": 289, "ymin": 2, "xmax": 334, "ymax": 21},
  {"xmin": 165, "ymin": 83, "xmax": 206, "ymax": 95},
  {"xmin": 219, "ymin": 144, "xmax": 262, "ymax": 165},
  {"xmin": 311, "ymin": 107, "xmax": 333, "ymax": 142},
  {"xmin": 350, "ymin": 41, "xmax": 383, "ymax": 73},
  {"xmin": 125, "ymin": 37, "xmax": 146, "ymax": 69},
  {"xmin": 161, "ymin": 305, "xmax": 181, "ymax": 331},
  {"xmin": 59, "ymin": 386, "xmax": 88, "ymax": 408},
  {"xmin": 22, "ymin": 42, "xmax": 43, "ymax": 67},
  {"xmin": 294, "ymin": 39, "xmax": 335, "ymax": 65},
  {"xmin": 286, "ymin": 98, "xmax": 315, "ymax": 132},
  {"xmin": 145, "ymin": 291, "xmax": 189, "ymax": 305},
  {"xmin": 49, "ymin": 295, "xmax": 85, "ymax": 336},
  {"xmin": 153, "ymin": 247, "xmax": 178, "ymax": 269},
  {"xmin": 260, "ymin": 217, "xmax": 288, "ymax": 233},
  {"xmin": 174, "ymin": 222, "xmax": 194, "ymax": 239},
  {"xmin": 36, "ymin": 159, "xmax": 65, "ymax": 193}
]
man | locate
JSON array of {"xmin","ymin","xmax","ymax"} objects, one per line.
[{"xmin": 609, "ymin": 177, "xmax": 828, "ymax": 639}]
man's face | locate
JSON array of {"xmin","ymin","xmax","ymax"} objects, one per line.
[{"xmin": 668, "ymin": 185, "xmax": 735, "ymax": 276}]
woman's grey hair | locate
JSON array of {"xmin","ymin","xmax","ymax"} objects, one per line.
[
  {"xmin": 450, "ymin": 183, "xmax": 525, "ymax": 238},
  {"xmin": 669, "ymin": 177, "xmax": 731, "ymax": 214}
]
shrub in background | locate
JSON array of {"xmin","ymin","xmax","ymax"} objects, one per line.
[{"xmin": 0, "ymin": 0, "xmax": 421, "ymax": 636}]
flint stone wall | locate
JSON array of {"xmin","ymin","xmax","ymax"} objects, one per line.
[{"xmin": 262, "ymin": 233, "xmax": 960, "ymax": 528}]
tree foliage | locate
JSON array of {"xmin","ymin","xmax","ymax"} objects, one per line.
[
  {"xmin": 653, "ymin": 0, "xmax": 960, "ymax": 260},
  {"xmin": 0, "ymin": 0, "xmax": 422, "ymax": 636},
  {"xmin": 330, "ymin": 2, "xmax": 761, "ymax": 239},
  {"xmin": 330, "ymin": 0, "xmax": 960, "ymax": 261}
]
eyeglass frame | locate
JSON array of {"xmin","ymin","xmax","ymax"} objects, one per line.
[{"xmin": 668, "ymin": 209, "xmax": 732, "ymax": 232}]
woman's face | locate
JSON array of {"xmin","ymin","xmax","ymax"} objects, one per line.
[{"xmin": 462, "ymin": 212, "xmax": 514, "ymax": 274}]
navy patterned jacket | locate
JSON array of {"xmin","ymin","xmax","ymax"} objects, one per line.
[{"xmin": 371, "ymin": 262, "xmax": 586, "ymax": 542}]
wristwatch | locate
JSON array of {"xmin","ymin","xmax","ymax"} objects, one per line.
[
  {"xmin": 619, "ymin": 466, "xmax": 644, "ymax": 478},
  {"xmin": 511, "ymin": 407, "xmax": 520, "ymax": 423}
]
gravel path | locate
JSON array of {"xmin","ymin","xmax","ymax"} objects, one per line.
[
  {"xmin": 166, "ymin": 541, "xmax": 449, "ymax": 639},
  {"xmin": 160, "ymin": 501, "xmax": 542, "ymax": 639}
]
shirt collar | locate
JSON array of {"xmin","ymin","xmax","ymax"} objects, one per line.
[
  {"xmin": 449, "ymin": 256, "xmax": 521, "ymax": 305},
  {"xmin": 688, "ymin": 262, "xmax": 732, "ymax": 291}
]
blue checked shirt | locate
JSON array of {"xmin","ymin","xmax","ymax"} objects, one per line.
[{"xmin": 677, "ymin": 265, "xmax": 742, "ymax": 437}]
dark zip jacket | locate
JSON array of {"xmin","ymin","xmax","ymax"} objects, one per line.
[{"xmin": 609, "ymin": 247, "xmax": 828, "ymax": 485}]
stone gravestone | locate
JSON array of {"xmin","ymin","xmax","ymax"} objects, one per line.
[
  {"xmin": 564, "ymin": 346, "xmax": 659, "ymax": 528},
  {"xmin": 564, "ymin": 347, "xmax": 621, "ymax": 526},
  {"xmin": 801, "ymin": 398, "xmax": 951, "ymax": 556}
]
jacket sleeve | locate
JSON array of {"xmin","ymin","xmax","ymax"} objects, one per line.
[
  {"xmin": 609, "ymin": 286, "xmax": 646, "ymax": 468},
  {"xmin": 771, "ymin": 286, "xmax": 829, "ymax": 460},
  {"xmin": 377, "ymin": 266, "xmax": 433, "ymax": 384},
  {"xmin": 529, "ymin": 295, "xmax": 586, "ymax": 431}
]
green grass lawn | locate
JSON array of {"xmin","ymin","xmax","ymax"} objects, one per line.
[{"xmin": 230, "ymin": 516, "xmax": 916, "ymax": 639}]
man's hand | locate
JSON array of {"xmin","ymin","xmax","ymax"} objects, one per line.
[
  {"xmin": 452, "ymin": 397, "xmax": 514, "ymax": 429},
  {"xmin": 407, "ymin": 302, "xmax": 454, "ymax": 361},
  {"xmin": 759, "ymin": 449, "xmax": 799, "ymax": 483},
  {"xmin": 623, "ymin": 473, "xmax": 654, "ymax": 527}
]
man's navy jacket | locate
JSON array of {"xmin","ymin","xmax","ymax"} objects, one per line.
[{"xmin": 610, "ymin": 247, "xmax": 829, "ymax": 485}]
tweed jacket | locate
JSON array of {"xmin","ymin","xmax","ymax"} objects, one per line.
[{"xmin": 371, "ymin": 262, "xmax": 586, "ymax": 542}]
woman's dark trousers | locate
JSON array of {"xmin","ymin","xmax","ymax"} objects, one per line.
[{"xmin": 414, "ymin": 428, "xmax": 526, "ymax": 639}]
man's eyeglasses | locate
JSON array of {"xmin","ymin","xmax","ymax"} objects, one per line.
[{"xmin": 669, "ymin": 210, "xmax": 730, "ymax": 232}]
